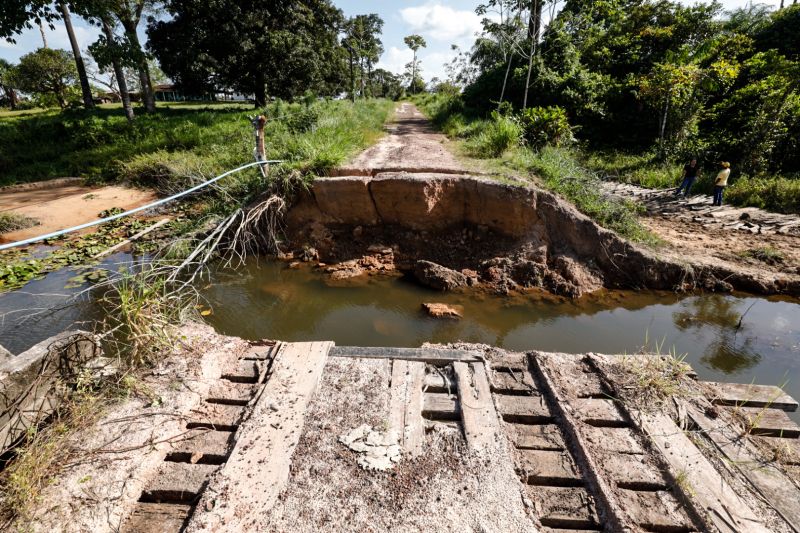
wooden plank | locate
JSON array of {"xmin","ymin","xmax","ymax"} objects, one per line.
[
  {"xmin": 185, "ymin": 341, "xmax": 332, "ymax": 532},
  {"xmin": 496, "ymin": 394, "xmax": 552, "ymax": 423},
  {"xmin": 580, "ymin": 426, "xmax": 643, "ymax": 455},
  {"xmin": 186, "ymin": 402, "xmax": 244, "ymax": 430},
  {"xmin": 140, "ymin": 462, "xmax": 218, "ymax": 503},
  {"xmin": 505, "ymin": 423, "xmax": 566, "ymax": 451},
  {"xmin": 572, "ymin": 398, "xmax": 626, "ymax": 427},
  {"xmin": 422, "ymin": 392, "xmax": 460, "ymax": 420},
  {"xmin": 123, "ymin": 502, "xmax": 192, "ymax": 533},
  {"xmin": 454, "ymin": 361, "xmax": 501, "ymax": 451},
  {"xmin": 595, "ymin": 452, "xmax": 666, "ymax": 489},
  {"xmin": 207, "ymin": 381, "xmax": 257, "ymax": 404},
  {"xmin": 165, "ymin": 429, "xmax": 234, "ymax": 464},
  {"xmin": 220, "ymin": 358, "xmax": 260, "ymax": 383},
  {"xmin": 423, "ymin": 370, "xmax": 454, "ymax": 393},
  {"xmin": 388, "ymin": 360, "xmax": 425, "ymax": 456},
  {"xmin": 517, "ymin": 449, "xmax": 582, "ymax": 486},
  {"xmin": 490, "ymin": 367, "xmax": 537, "ymax": 394},
  {"xmin": 618, "ymin": 489, "xmax": 693, "ymax": 531},
  {"xmin": 732, "ymin": 406, "xmax": 800, "ymax": 438},
  {"xmin": 330, "ymin": 345, "xmax": 481, "ymax": 364},
  {"xmin": 526, "ymin": 486, "xmax": 599, "ymax": 529},
  {"xmin": 636, "ymin": 410, "xmax": 770, "ymax": 533},
  {"xmin": 708, "ymin": 382, "xmax": 798, "ymax": 412},
  {"xmin": 688, "ymin": 404, "xmax": 800, "ymax": 532}
]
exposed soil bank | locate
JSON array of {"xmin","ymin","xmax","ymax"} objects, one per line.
[{"xmin": 285, "ymin": 173, "xmax": 799, "ymax": 297}]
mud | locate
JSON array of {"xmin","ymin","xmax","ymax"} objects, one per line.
[
  {"xmin": 283, "ymin": 173, "xmax": 800, "ymax": 297},
  {"xmin": 0, "ymin": 179, "xmax": 157, "ymax": 244}
]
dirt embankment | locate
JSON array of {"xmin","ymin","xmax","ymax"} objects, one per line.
[{"xmin": 283, "ymin": 173, "xmax": 800, "ymax": 298}]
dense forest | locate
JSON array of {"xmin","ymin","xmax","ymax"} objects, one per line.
[{"xmin": 428, "ymin": 0, "xmax": 799, "ymax": 207}]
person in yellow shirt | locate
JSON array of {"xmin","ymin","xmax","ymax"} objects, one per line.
[{"xmin": 712, "ymin": 162, "xmax": 731, "ymax": 206}]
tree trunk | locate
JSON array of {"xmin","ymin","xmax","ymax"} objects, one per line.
[
  {"xmin": 523, "ymin": 0, "xmax": 543, "ymax": 109},
  {"xmin": 121, "ymin": 21, "xmax": 155, "ymax": 113},
  {"xmin": 498, "ymin": 55, "xmax": 512, "ymax": 108},
  {"xmin": 60, "ymin": 2, "xmax": 94, "ymax": 109},
  {"xmin": 411, "ymin": 50, "xmax": 417, "ymax": 94},
  {"xmin": 658, "ymin": 95, "xmax": 670, "ymax": 159},
  {"xmin": 253, "ymin": 71, "xmax": 266, "ymax": 107},
  {"xmin": 348, "ymin": 48, "xmax": 356, "ymax": 102},
  {"xmin": 102, "ymin": 18, "xmax": 134, "ymax": 121},
  {"xmin": 38, "ymin": 20, "xmax": 48, "ymax": 48}
]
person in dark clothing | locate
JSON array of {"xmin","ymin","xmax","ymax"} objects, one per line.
[{"xmin": 675, "ymin": 158, "xmax": 699, "ymax": 197}]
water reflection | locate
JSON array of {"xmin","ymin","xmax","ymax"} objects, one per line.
[{"xmin": 673, "ymin": 295, "xmax": 761, "ymax": 374}]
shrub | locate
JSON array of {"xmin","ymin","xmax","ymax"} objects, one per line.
[
  {"xmin": 467, "ymin": 112, "xmax": 522, "ymax": 158},
  {"xmin": 726, "ymin": 175, "xmax": 800, "ymax": 214},
  {"xmin": 518, "ymin": 106, "xmax": 575, "ymax": 149}
]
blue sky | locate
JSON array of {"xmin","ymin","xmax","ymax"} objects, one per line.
[{"xmin": 0, "ymin": 1, "xmax": 785, "ymax": 82}]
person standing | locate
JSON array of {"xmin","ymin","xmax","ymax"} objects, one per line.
[
  {"xmin": 675, "ymin": 158, "xmax": 700, "ymax": 197},
  {"xmin": 712, "ymin": 162, "xmax": 731, "ymax": 206}
]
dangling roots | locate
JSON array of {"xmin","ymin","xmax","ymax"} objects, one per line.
[{"xmin": 169, "ymin": 194, "xmax": 287, "ymax": 284}]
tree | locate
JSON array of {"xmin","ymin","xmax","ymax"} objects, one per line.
[
  {"xmin": 1, "ymin": 1, "xmax": 95, "ymax": 109},
  {"xmin": 0, "ymin": 59, "xmax": 19, "ymax": 109},
  {"xmin": 58, "ymin": 1, "xmax": 94, "ymax": 109},
  {"xmin": 403, "ymin": 34, "xmax": 426, "ymax": 94},
  {"xmin": 89, "ymin": 16, "xmax": 135, "ymax": 121},
  {"xmin": 371, "ymin": 68, "xmax": 403, "ymax": 99},
  {"xmin": 343, "ymin": 14, "xmax": 384, "ymax": 98},
  {"xmin": 11, "ymin": 48, "xmax": 78, "ymax": 108},
  {"xmin": 148, "ymin": 0, "xmax": 346, "ymax": 106}
]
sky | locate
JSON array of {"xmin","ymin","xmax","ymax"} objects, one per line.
[{"xmin": 0, "ymin": 1, "xmax": 786, "ymax": 83}]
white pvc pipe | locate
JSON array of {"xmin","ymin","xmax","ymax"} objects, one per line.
[{"xmin": 0, "ymin": 160, "xmax": 284, "ymax": 252}]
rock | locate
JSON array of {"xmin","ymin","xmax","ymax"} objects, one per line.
[
  {"xmin": 352, "ymin": 225, "xmax": 363, "ymax": 238},
  {"xmin": 422, "ymin": 303, "xmax": 463, "ymax": 319},
  {"xmin": 288, "ymin": 261, "xmax": 302, "ymax": 269},
  {"xmin": 414, "ymin": 260, "xmax": 467, "ymax": 291}
]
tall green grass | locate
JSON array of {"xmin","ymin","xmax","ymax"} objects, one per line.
[{"xmin": 0, "ymin": 99, "xmax": 393, "ymax": 187}]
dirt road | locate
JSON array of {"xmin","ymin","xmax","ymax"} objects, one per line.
[
  {"xmin": 0, "ymin": 179, "xmax": 157, "ymax": 244},
  {"xmin": 601, "ymin": 181, "xmax": 800, "ymax": 280},
  {"xmin": 340, "ymin": 103, "xmax": 464, "ymax": 174}
]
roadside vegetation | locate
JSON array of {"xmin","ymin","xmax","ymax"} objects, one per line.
[{"xmin": 425, "ymin": 1, "xmax": 799, "ymax": 214}]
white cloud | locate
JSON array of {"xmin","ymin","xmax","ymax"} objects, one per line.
[
  {"xmin": 376, "ymin": 45, "xmax": 413, "ymax": 77},
  {"xmin": 399, "ymin": 4, "xmax": 483, "ymax": 43}
]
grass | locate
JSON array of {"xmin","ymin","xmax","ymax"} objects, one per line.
[
  {"xmin": 0, "ymin": 99, "xmax": 393, "ymax": 187},
  {"xmin": 0, "ymin": 213, "xmax": 38, "ymax": 233},
  {"xmin": 738, "ymin": 246, "xmax": 785, "ymax": 265},
  {"xmin": 0, "ymin": 381, "xmax": 108, "ymax": 527},
  {"xmin": 584, "ymin": 150, "xmax": 800, "ymax": 214}
]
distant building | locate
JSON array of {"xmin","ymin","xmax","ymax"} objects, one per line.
[{"xmin": 153, "ymin": 84, "xmax": 214, "ymax": 102}]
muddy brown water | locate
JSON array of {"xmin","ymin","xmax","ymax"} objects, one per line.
[
  {"xmin": 200, "ymin": 259, "xmax": 800, "ymax": 420},
  {"xmin": 1, "ymin": 255, "xmax": 798, "ymax": 421}
]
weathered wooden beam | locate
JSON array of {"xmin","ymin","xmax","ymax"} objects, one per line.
[
  {"xmin": 186, "ymin": 341, "xmax": 332, "ymax": 532},
  {"xmin": 388, "ymin": 360, "xmax": 425, "ymax": 456},
  {"xmin": 707, "ymin": 381, "xmax": 798, "ymax": 412},
  {"xmin": 331, "ymin": 346, "xmax": 482, "ymax": 365},
  {"xmin": 688, "ymin": 403, "xmax": 800, "ymax": 532},
  {"xmin": 453, "ymin": 361, "xmax": 501, "ymax": 451}
]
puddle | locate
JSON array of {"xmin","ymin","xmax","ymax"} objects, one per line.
[{"xmin": 201, "ymin": 259, "xmax": 800, "ymax": 418}]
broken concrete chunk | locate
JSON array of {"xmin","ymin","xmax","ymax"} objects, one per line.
[
  {"xmin": 422, "ymin": 302, "xmax": 463, "ymax": 319},
  {"xmin": 414, "ymin": 260, "xmax": 467, "ymax": 291}
]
